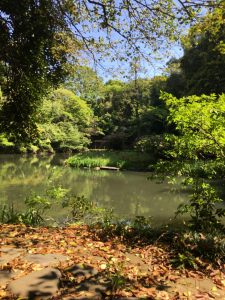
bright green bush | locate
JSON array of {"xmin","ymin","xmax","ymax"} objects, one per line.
[
  {"xmin": 150, "ymin": 93, "xmax": 225, "ymax": 233},
  {"xmin": 41, "ymin": 122, "xmax": 89, "ymax": 152},
  {"xmin": 161, "ymin": 93, "xmax": 225, "ymax": 159}
]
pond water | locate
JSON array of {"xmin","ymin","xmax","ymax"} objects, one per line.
[{"xmin": 0, "ymin": 154, "xmax": 187, "ymax": 225}]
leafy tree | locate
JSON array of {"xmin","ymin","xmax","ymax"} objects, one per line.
[
  {"xmin": 150, "ymin": 92, "xmax": 225, "ymax": 231},
  {"xmin": 180, "ymin": 4, "xmax": 225, "ymax": 95},
  {"xmin": 0, "ymin": 0, "xmax": 220, "ymax": 142},
  {"xmin": 161, "ymin": 92, "xmax": 225, "ymax": 159},
  {"xmin": 136, "ymin": 76, "xmax": 169, "ymax": 135},
  {"xmin": 39, "ymin": 88, "xmax": 94, "ymax": 151},
  {"xmin": 65, "ymin": 66, "xmax": 104, "ymax": 105},
  {"xmin": 93, "ymin": 75, "xmax": 171, "ymax": 149},
  {"xmin": 0, "ymin": 0, "xmax": 76, "ymax": 143},
  {"xmin": 149, "ymin": 76, "xmax": 167, "ymax": 107},
  {"xmin": 164, "ymin": 59, "xmax": 186, "ymax": 98}
]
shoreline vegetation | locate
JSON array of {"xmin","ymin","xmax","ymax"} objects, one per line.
[
  {"xmin": 1, "ymin": 160, "xmax": 225, "ymax": 298},
  {"xmin": 1, "ymin": 188, "xmax": 225, "ymax": 265},
  {"xmin": 66, "ymin": 150, "xmax": 154, "ymax": 171}
]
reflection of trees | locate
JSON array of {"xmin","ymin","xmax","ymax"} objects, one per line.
[
  {"xmin": 0, "ymin": 155, "xmax": 186, "ymax": 224},
  {"xmin": 0, "ymin": 155, "xmax": 52, "ymax": 189},
  {"xmin": 80, "ymin": 171, "xmax": 185, "ymax": 222},
  {"xmin": 0, "ymin": 155, "xmax": 54, "ymax": 207}
]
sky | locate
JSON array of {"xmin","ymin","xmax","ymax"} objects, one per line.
[
  {"xmin": 81, "ymin": 29, "xmax": 185, "ymax": 82},
  {"xmin": 74, "ymin": 0, "xmax": 195, "ymax": 82},
  {"xmin": 73, "ymin": 0, "xmax": 212, "ymax": 82},
  {"xmin": 93, "ymin": 43, "xmax": 184, "ymax": 82}
]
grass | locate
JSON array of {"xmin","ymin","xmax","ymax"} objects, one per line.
[{"xmin": 66, "ymin": 150, "xmax": 153, "ymax": 170}]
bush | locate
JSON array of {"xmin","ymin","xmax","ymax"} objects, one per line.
[
  {"xmin": 134, "ymin": 134, "xmax": 175, "ymax": 158},
  {"xmin": 174, "ymin": 230, "xmax": 225, "ymax": 263},
  {"xmin": 0, "ymin": 134, "xmax": 15, "ymax": 153},
  {"xmin": 0, "ymin": 187, "xmax": 66, "ymax": 226}
]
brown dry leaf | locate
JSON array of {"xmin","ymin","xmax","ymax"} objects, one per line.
[
  {"xmin": 156, "ymin": 290, "xmax": 170, "ymax": 299},
  {"xmin": 210, "ymin": 270, "xmax": 220, "ymax": 277},
  {"xmin": 195, "ymin": 292, "xmax": 214, "ymax": 299},
  {"xmin": 0, "ymin": 289, "xmax": 8, "ymax": 298},
  {"xmin": 100, "ymin": 263, "xmax": 107, "ymax": 270}
]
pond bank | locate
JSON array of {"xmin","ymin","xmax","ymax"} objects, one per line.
[
  {"xmin": 66, "ymin": 150, "xmax": 154, "ymax": 171},
  {"xmin": 1, "ymin": 224, "xmax": 225, "ymax": 300}
]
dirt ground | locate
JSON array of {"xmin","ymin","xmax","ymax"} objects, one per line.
[{"xmin": 0, "ymin": 224, "xmax": 225, "ymax": 299}]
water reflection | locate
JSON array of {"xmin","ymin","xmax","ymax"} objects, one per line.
[{"xmin": 0, "ymin": 154, "xmax": 186, "ymax": 225}]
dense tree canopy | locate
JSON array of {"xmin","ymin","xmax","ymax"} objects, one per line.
[
  {"xmin": 0, "ymin": 0, "xmax": 78, "ymax": 142},
  {"xmin": 65, "ymin": 66, "xmax": 104, "ymax": 104},
  {"xmin": 38, "ymin": 88, "xmax": 94, "ymax": 152},
  {"xmin": 180, "ymin": 2, "xmax": 225, "ymax": 95},
  {"xmin": 0, "ymin": 0, "xmax": 222, "ymax": 142}
]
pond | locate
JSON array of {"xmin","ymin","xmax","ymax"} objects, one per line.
[{"xmin": 0, "ymin": 154, "xmax": 187, "ymax": 226}]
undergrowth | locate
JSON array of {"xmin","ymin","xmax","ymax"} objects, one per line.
[
  {"xmin": 66, "ymin": 150, "xmax": 152, "ymax": 170},
  {"xmin": 1, "ymin": 184, "xmax": 225, "ymax": 267}
]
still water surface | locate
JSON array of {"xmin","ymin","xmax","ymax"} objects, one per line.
[{"xmin": 0, "ymin": 154, "xmax": 187, "ymax": 225}]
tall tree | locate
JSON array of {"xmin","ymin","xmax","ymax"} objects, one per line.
[
  {"xmin": 65, "ymin": 66, "xmax": 104, "ymax": 104},
  {"xmin": 180, "ymin": 3, "xmax": 225, "ymax": 95},
  {"xmin": 0, "ymin": 0, "xmax": 76, "ymax": 142}
]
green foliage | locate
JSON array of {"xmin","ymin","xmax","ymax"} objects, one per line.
[
  {"xmin": 161, "ymin": 93, "xmax": 225, "ymax": 159},
  {"xmin": 0, "ymin": 198, "xmax": 49, "ymax": 226},
  {"xmin": 0, "ymin": 203, "xmax": 44, "ymax": 226},
  {"xmin": 134, "ymin": 134, "xmax": 175, "ymax": 158},
  {"xmin": 177, "ymin": 180, "xmax": 225, "ymax": 232},
  {"xmin": 149, "ymin": 76, "xmax": 167, "ymax": 107},
  {"xmin": 62, "ymin": 195, "xmax": 95, "ymax": 222},
  {"xmin": 93, "ymin": 76, "xmax": 169, "ymax": 148},
  {"xmin": 65, "ymin": 66, "xmax": 104, "ymax": 104},
  {"xmin": 0, "ymin": 1, "xmax": 72, "ymax": 142},
  {"xmin": 67, "ymin": 151, "xmax": 152, "ymax": 170},
  {"xmin": 61, "ymin": 194, "xmax": 112, "ymax": 225},
  {"xmin": 95, "ymin": 215, "xmax": 153, "ymax": 245},
  {"xmin": 42, "ymin": 88, "xmax": 94, "ymax": 129},
  {"xmin": 171, "ymin": 252, "xmax": 197, "ymax": 269},
  {"xmin": 0, "ymin": 186, "xmax": 67, "ymax": 226},
  {"xmin": 148, "ymin": 92, "xmax": 225, "ymax": 234},
  {"xmin": 95, "ymin": 80, "xmax": 130, "ymax": 138},
  {"xmin": 150, "ymin": 159, "xmax": 225, "ymax": 180},
  {"xmin": 105, "ymin": 259, "xmax": 127, "ymax": 293},
  {"xmin": 0, "ymin": 134, "xmax": 14, "ymax": 153},
  {"xmin": 41, "ymin": 123, "xmax": 89, "ymax": 152},
  {"xmin": 150, "ymin": 160, "xmax": 225, "ymax": 233},
  {"xmin": 180, "ymin": 4, "xmax": 225, "ymax": 95},
  {"xmin": 0, "ymin": 185, "xmax": 112, "ymax": 226},
  {"xmin": 174, "ymin": 230, "xmax": 225, "ymax": 264},
  {"xmin": 39, "ymin": 88, "xmax": 94, "ymax": 152},
  {"xmin": 164, "ymin": 58, "xmax": 186, "ymax": 99},
  {"xmin": 0, "ymin": 0, "xmax": 220, "ymax": 143}
]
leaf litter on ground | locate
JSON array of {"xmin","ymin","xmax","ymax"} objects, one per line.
[{"xmin": 0, "ymin": 224, "xmax": 225, "ymax": 299}]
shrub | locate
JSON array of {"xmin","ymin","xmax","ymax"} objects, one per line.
[
  {"xmin": 67, "ymin": 151, "xmax": 152, "ymax": 170},
  {"xmin": 134, "ymin": 134, "xmax": 175, "ymax": 158}
]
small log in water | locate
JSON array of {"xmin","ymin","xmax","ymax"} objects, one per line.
[{"xmin": 100, "ymin": 166, "xmax": 120, "ymax": 171}]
